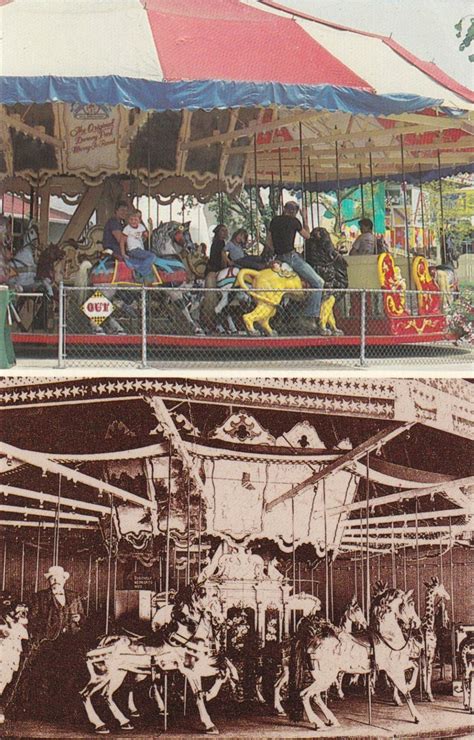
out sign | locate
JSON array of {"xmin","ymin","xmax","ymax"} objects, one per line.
[{"xmin": 81, "ymin": 291, "xmax": 114, "ymax": 325}]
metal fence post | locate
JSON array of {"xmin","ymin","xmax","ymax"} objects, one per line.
[
  {"xmin": 58, "ymin": 281, "xmax": 65, "ymax": 368},
  {"xmin": 359, "ymin": 289, "xmax": 367, "ymax": 367},
  {"xmin": 140, "ymin": 286, "xmax": 147, "ymax": 368}
]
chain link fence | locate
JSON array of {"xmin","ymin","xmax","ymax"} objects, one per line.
[{"xmin": 8, "ymin": 284, "xmax": 473, "ymax": 369}]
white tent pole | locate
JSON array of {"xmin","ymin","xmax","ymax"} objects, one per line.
[{"xmin": 0, "ymin": 441, "xmax": 151, "ymax": 508}]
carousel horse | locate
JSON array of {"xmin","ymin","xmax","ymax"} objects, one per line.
[
  {"xmin": 81, "ymin": 581, "xmax": 239, "ymax": 736},
  {"xmin": 305, "ymin": 227, "xmax": 348, "ymax": 335},
  {"xmin": 273, "ymin": 596, "xmax": 364, "ymax": 716},
  {"xmin": 85, "ymin": 221, "xmax": 203, "ymax": 334},
  {"xmin": 333, "ymin": 596, "xmax": 368, "ymax": 699},
  {"xmin": 0, "ymin": 594, "xmax": 29, "ymax": 724},
  {"xmin": 10, "ymin": 222, "xmax": 64, "ymax": 298},
  {"xmin": 290, "ymin": 588, "xmax": 422, "ymax": 730}
]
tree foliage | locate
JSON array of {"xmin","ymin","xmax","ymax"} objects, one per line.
[{"xmin": 455, "ymin": 16, "xmax": 474, "ymax": 61}]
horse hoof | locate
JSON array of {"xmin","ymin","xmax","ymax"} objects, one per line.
[
  {"xmin": 95, "ymin": 727, "xmax": 110, "ymax": 735},
  {"xmin": 414, "ymin": 717, "xmax": 420, "ymax": 724},
  {"xmin": 205, "ymin": 726, "xmax": 219, "ymax": 735},
  {"xmin": 276, "ymin": 711, "xmax": 287, "ymax": 717},
  {"xmin": 130, "ymin": 712, "xmax": 140, "ymax": 718},
  {"xmin": 120, "ymin": 722, "xmax": 134, "ymax": 731}
]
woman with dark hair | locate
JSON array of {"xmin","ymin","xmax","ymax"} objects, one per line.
[
  {"xmin": 200, "ymin": 224, "xmax": 229, "ymax": 331},
  {"xmin": 306, "ymin": 227, "xmax": 348, "ymax": 335}
]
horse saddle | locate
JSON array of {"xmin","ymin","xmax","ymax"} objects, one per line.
[{"xmin": 351, "ymin": 630, "xmax": 373, "ymax": 648}]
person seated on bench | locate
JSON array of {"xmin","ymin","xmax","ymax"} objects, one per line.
[
  {"xmin": 120, "ymin": 209, "xmax": 156, "ymax": 278},
  {"xmin": 349, "ymin": 218, "xmax": 377, "ymax": 255},
  {"xmin": 224, "ymin": 228, "xmax": 266, "ymax": 270}
]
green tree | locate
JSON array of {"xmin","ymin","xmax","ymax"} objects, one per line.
[
  {"xmin": 424, "ymin": 180, "xmax": 473, "ymax": 255},
  {"xmin": 455, "ymin": 16, "xmax": 474, "ymax": 61},
  {"xmin": 208, "ymin": 187, "xmax": 277, "ymax": 246}
]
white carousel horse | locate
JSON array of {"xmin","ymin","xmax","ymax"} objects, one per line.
[
  {"xmin": 10, "ymin": 222, "xmax": 65, "ymax": 298},
  {"xmin": 0, "ymin": 597, "xmax": 29, "ymax": 723},
  {"xmin": 80, "ymin": 582, "xmax": 238, "ymax": 736},
  {"xmin": 291, "ymin": 588, "xmax": 422, "ymax": 730},
  {"xmin": 273, "ymin": 596, "xmax": 365, "ymax": 716},
  {"xmin": 333, "ymin": 596, "xmax": 368, "ymax": 699}
]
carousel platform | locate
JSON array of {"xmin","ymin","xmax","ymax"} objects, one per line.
[{"xmin": 2, "ymin": 694, "xmax": 472, "ymax": 739}]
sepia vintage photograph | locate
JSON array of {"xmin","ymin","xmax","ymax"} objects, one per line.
[{"xmin": 0, "ymin": 375, "xmax": 472, "ymax": 738}]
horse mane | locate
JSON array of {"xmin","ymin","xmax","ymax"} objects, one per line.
[{"xmin": 370, "ymin": 588, "xmax": 404, "ymax": 627}]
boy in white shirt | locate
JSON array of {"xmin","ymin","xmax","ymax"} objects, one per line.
[{"xmin": 120, "ymin": 209, "xmax": 155, "ymax": 278}]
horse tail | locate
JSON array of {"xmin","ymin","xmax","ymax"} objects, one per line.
[{"xmin": 74, "ymin": 260, "xmax": 93, "ymax": 288}]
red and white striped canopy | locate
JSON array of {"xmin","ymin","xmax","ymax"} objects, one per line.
[
  {"xmin": 1, "ymin": 0, "xmax": 472, "ymax": 196},
  {"xmin": 1, "ymin": 0, "xmax": 472, "ymax": 111}
]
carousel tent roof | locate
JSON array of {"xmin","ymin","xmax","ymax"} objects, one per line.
[
  {"xmin": 0, "ymin": 0, "xmax": 472, "ymax": 199},
  {"xmin": 1, "ymin": 0, "xmax": 472, "ymax": 112}
]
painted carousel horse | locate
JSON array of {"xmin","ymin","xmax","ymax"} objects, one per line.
[
  {"xmin": 10, "ymin": 222, "xmax": 64, "ymax": 298},
  {"xmin": 86, "ymin": 221, "xmax": 203, "ymax": 334},
  {"xmin": 0, "ymin": 594, "xmax": 29, "ymax": 724},
  {"xmin": 305, "ymin": 227, "xmax": 349, "ymax": 335},
  {"xmin": 273, "ymin": 596, "xmax": 367, "ymax": 716},
  {"xmin": 290, "ymin": 588, "xmax": 422, "ymax": 730},
  {"xmin": 81, "ymin": 581, "xmax": 239, "ymax": 736}
]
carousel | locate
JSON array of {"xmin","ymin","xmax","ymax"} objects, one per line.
[
  {"xmin": 0, "ymin": 0, "xmax": 473, "ymax": 362},
  {"xmin": 0, "ymin": 375, "xmax": 473, "ymax": 737}
]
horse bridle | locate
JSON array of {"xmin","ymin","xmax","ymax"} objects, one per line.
[{"xmin": 373, "ymin": 624, "xmax": 413, "ymax": 652}]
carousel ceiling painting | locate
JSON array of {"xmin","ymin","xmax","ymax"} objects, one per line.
[
  {"xmin": 0, "ymin": 377, "xmax": 472, "ymax": 564},
  {"xmin": 0, "ymin": 0, "xmax": 473, "ymax": 201}
]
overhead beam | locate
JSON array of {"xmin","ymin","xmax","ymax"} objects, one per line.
[
  {"xmin": 266, "ymin": 422, "xmax": 414, "ymax": 512},
  {"xmin": 341, "ymin": 522, "xmax": 471, "ymax": 538},
  {"xmin": 344, "ymin": 507, "xmax": 468, "ymax": 528},
  {"xmin": 180, "ymin": 109, "xmax": 327, "ymax": 150},
  {"xmin": 325, "ymin": 476, "xmax": 474, "ymax": 517},
  {"xmin": 2, "ymin": 111, "xmax": 65, "ymax": 149},
  {"xmin": 0, "ymin": 521, "xmax": 94, "ymax": 530},
  {"xmin": 145, "ymin": 397, "xmax": 205, "ymax": 493},
  {"xmin": 0, "ymin": 484, "xmax": 109, "ymax": 514},
  {"xmin": 0, "ymin": 441, "xmax": 151, "ymax": 508},
  {"xmin": 226, "ymin": 134, "xmax": 473, "ymax": 158},
  {"xmin": 0, "ymin": 504, "xmax": 98, "ymax": 522}
]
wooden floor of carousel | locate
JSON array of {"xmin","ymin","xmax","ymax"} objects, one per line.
[{"xmin": 3, "ymin": 680, "xmax": 472, "ymax": 739}]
